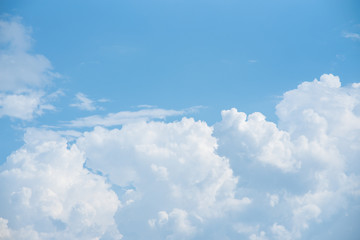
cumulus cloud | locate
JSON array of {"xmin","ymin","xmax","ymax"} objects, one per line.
[
  {"xmin": 0, "ymin": 17, "xmax": 59, "ymax": 120},
  {"xmin": 215, "ymin": 74, "xmax": 360, "ymax": 239},
  {"xmin": 214, "ymin": 109, "xmax": 300, "ymax": 172},
  {"xmin": 0, "ymin": 128, "xmax": 121, "ymax": 239},
  {"xmin": 0, "ymin": 74, "xmax": 360, "ymax": 239},
  {"xmin": 76, "ymin": 118, "xmax": 250, "ymax": 238}
]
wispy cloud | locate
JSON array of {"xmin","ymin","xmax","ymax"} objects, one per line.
[
  {"xmin": 70, "ymin": 92, "xmax": 99, "ymax": 111},
  {"xmin": 0, "ymin": 17, "xmax": 60, "ymax": 120},
  {"xmin": 66, "ymin": 106, "xmax": 204, "ymax": 128},
  {"xmin": 336, "ymin": 54, "xmax": 346, "ymax": 61},
  {"xmin": 137, "ymin": 104, "xmax": 157, "ymax": 109},
  {"xmin": 66, "ymin": 108, "xmax": 186, "ymax": 127},
  {"xmin": 343, "ymin": 32, "xmax": 360, "ymax": 41}
]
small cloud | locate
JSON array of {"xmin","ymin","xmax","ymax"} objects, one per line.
[
  {"xmin": 137, "ymin": 104, "xmax": 157, "ymax": 109},
  {"xmin": 248, "ymin": 60, "xmax": 257, "ymax": 63},
  {"xmin": 267, "ymin": 193, "xmax": 279, "ymax": 207},
  {"xmin": 185, "ymin": 105, "xmax": 206, "ymax": 113},
  {"xmin": 336, "ymin": 54, "xmax": 346, "ymax": 61},
  {"xmin": 352, "ymin": 82, "xmax": 360, "ymax": 88},
  {"xmin": 70, "ymin": 92, "xmax": 98, "ymax": 111},
  {"xmin": 98, "ymin": 98, "xmax": 110, "ymax": 103},
  {"xmin": 0, "ymin": 91, "xmax": 55, "ymax": 120},
  {"xmin": 343, "ymin": 32, "xmax": 360, "ymax": 41}
]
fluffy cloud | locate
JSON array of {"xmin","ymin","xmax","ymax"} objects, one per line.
[
  {"xmin": 0, "ymin": 74, "xmax": 359, "ymax": 239},
  {"xmin": 0, "ymin": 91, "xmax": 55, "ymax": 120},
  {"xmin": 214, "ymin": 109, "xmax": 300, "ymax": 172},
  {"xmin": 76, "ymin": 118, "xmax": 250, "ymax": 238},
  {"xmin": 0, "ymin": 129, "xmax": 121, "ymax": 239},
  {"xmin": 0, "ymin": 118, "xmax": 250, "ymax": 239},
  {"xmin": 215, "ymin": 74, "xmax": 360, "ymax": 239},
  {"xmin": 0, "ymin": 17, "xmax": 59, "ymax": 120}
]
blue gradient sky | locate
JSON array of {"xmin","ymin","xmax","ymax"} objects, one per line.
[
  {"xmin": 2, "ymin": 0, "xmax": 360, "ymax": 122},
  {"xmin": 1, "ymin": 0, "xmax": 360, "ymax": 170}
]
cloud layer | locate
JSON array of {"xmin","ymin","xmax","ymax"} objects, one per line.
[{"xmin": 1, "ymin": 73, "xmax": 359, "ymax": 239}]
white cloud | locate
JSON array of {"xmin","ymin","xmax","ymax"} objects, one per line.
[
  {"xmin": 0, "ymin": 17, "xmax": 58, "ymax": 91},
  {"xmin": 250, "ymin": 231, "xmax": 268, "ymax": 240},
  {"xmin": 343, "ymin": 32, "xmax": 360, "ymax": 41},
  {"xmin": 70, "ymin": 92, "xmax": 99, "ymax": 111},
  {"xmin": 0, "ymin": 128, "xmax": 122, "ymax": 239},
  {"xmin": 0, "ymin": 17, "xmax": 59, "ymax": 120},
  {"xmin": 1, "ymin": 73, "xmax": 360, "ymax": 239},
  {"xmin": 267, "ymin": 193, "xmax": 279, "ymax": 207},
  {"xmin": 0, "ymin": 218, "xmax": 11, "ymax": 239},
  {"xmin": 352, "ymin": 82, "xmax": 360, "ymax": 88},
  {"xmin": 66, "ymin": 108, "xmax": 186, "ymax": 127},
  {"xmin": 137, "ymin": 104, "xmax": 157, "ymax": 109},
  {"xmin": 214, "ymin": 74, "xmax": 360, "ymax": 239},
  {"xmin": 214, "ymin": 109, "xmax": 300, "ymax": 172},
  {"xmin": 0, "ymin": 91, "xmax": 55, "ymax": 120},
  {"xmin": 149, "ymin": 208, "xmax": 197, "ymax": 239},
  {"xmin": 271, "ymin": 223, "xmax": 292, "ymax": 240},
  {"xmin": 76, "ymin": 118, "xmax": 250, "ymax": 238}
]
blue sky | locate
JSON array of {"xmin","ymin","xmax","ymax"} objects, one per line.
[
  {"xmin": 2, "ymin": 0, "xmax": 360, "ymax": 121},
  {"xmin": 0, "ymin": 1, "xmax": 360, "ymax": 240},
  {"xmin": 1, "ymin": 0, "xmax": 359, "ymax": 158}
]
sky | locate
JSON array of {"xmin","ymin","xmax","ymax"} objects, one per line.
[{"xmin": 0, "ymin": 0, "xmax": 360, "ymax": 239}]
